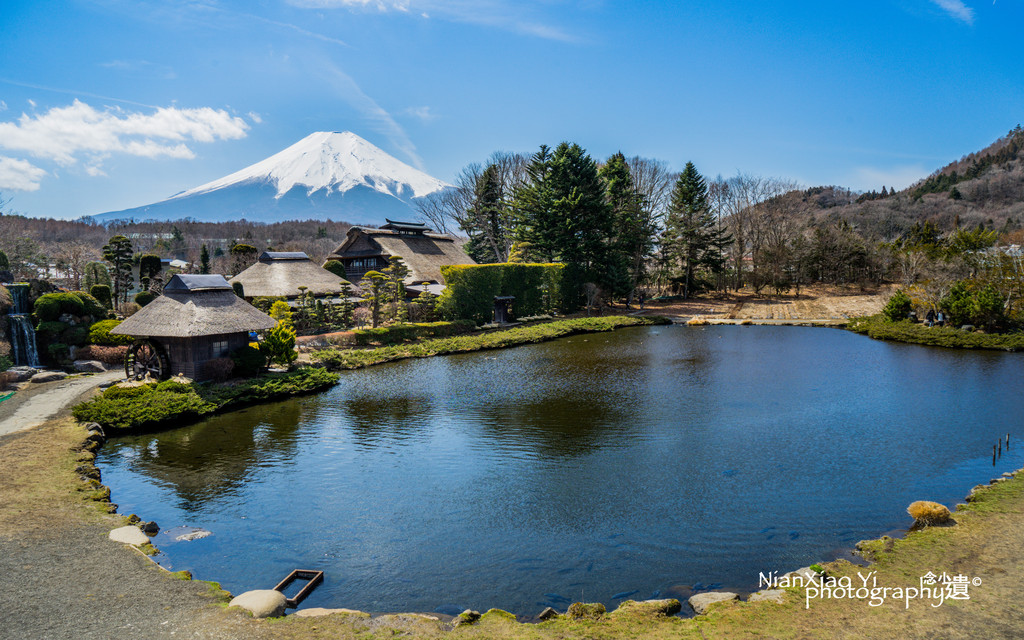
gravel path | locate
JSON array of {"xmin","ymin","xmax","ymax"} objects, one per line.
[{"xmin": 0, "ymin": 370, "xmax": 122, "ymax": 437}]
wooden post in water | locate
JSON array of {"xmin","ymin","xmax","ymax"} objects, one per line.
[
  {"xmin": 999, "ymin": 439, "xmax": 1003, "ymax": 457},
  {"xmin": 993, "ymin": 444, "xmax": 998, "ymax": 466},
  {"xmin": 1008, "ymin": 433, "xmax": 1011, "ymax": 451}
]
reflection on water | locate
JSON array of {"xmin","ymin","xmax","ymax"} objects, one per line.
[{"xmin": 97, "ymin": 325, "xmax": 1024, "ymax": 615}]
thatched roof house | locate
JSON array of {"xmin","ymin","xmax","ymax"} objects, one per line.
[
  {"xmin": 229, "ymin": 251, "xmax": 350, "ymax": 299},
  {"xmin": 324, "ymin": 219, "xmax": 476, "ymax": 285},
  {"xmin": 111, "ymin": 274, "xmax": 276, "ymax": 381}
]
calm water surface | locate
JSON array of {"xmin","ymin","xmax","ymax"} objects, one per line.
[{"xmin": 97, "ymin": 325, "xmax": 1024, "ymax": 615}]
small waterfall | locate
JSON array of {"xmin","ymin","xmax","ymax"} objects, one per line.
[{"xmin": 5, "ymin": 283, "xmax": 40, "ymax": 367}]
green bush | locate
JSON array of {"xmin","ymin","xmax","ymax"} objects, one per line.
[
  {"xmin": 437, "ymin": 263, "xmax": 563, "ymax": 324},
  {"xmin": 941, "ymin": 282, "xmax": 975, "ymax": 327},
  {"xmin": 47, "ymin": 342, "xmax": 69, "ymax": 361},
  {"xmin": 89, "ymin": 319, "xmax": 134, "ymax": 345},
  {"xmin": 90, "ymin": 284, "xmax": 112, "ymax": 309},
  {"xmin": 352, "ymin": 320, "xmax": 476, "ymax": 346},
  {"xmin": 61, "ymin": 325, "xmax": 89, "ymax": 347},
  {"xmin": 71, "ymin": 291, "xmax": 107, "ymax": 319},
  {"xmin": 231, "ymin": 344, "xmax": 266, "ymax": 377},
  {"xmin": 36, "ymin": 320, "xmax": 69, "ymax": 343},
  {"xmin": 323, "ymin": 260, "xmax": 346, "ymax": 279},
  {"xmin": 848, "ymin": 315, "xmax": 1024, "ymax": 350},
  {"xmin": 32, "ymin": 295, "xmax": 63, "ymax": 322},
  {"xmin": 882, "ymin": 289, "xmax": 912, "ymax": 322},
  {"xmin": 134, "ymin": 291, "xmax": 156, "ymax": 307},
  {"xmin": 73, "ymin": 368, "xmax": 339, "ymax": 431}
]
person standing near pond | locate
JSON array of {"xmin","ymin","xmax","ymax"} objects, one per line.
[{"xmin": 926, "ymin": 309, "xmax": 935, "ymax": 327}]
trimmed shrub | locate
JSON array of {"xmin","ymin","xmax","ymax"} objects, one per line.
[
  {"xmin": 352, "ymin": 320, "xmax": 476, "ymax": 346},
  {"xmin": 33, "ymin": 291, "xmax": 106, "ymax": 322},
  {"xmin": 71, "ymin": 291, "xmax": 108, "ymax": 319},
  {"xmin": 156, "ymin": 379, "xmax": 194, "ymax": 393},
  {"xmin": 61, "ymin": 325, "xmax": 89, "ymax": 347},
  {"xmin": 33, "ymin": 296, "xmax": 62, "ymax": 322},
  {"xmin": 47, "ymin": 342, "xmax": 70, "ymax": 361},
  {"xmin": 88, "ymin": 319, "xmax": 134, "ymax": 345},
  {"xmin": 134, "ymin": 291, "xmax": 156, "ymax": 307},
  {"xmin": 76, "ymin": 345, "xmax": 129, "ymax": 365},
  {"xmin": 90, "ymin": 284, "xmax": 112, "ymax": 309},
  {"xmin": 103, "ymin": 383, "xmax": 156, "ymax": 400},
  {"xmin": 36, "ymin": 321, "xmax": 69, "ymax": 343},
  {"xmin": 230, "ymin": 345, "xmax": 266, "ymax": 377},
  {"xmin": 323, "ymin": 260, "xmax": 346, "ymax": 279},
  {"xmin": 907, "ymin": 501, "xmax": 952, "ymax": 526},
  {"xmin": 437, "ymin": 263, "xmax": 564, "ymax": 325}
]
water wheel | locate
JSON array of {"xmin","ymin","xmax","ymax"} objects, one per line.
[{"xmin": 124, "ymin": 340, "xmax": 170, "ymax": 381}]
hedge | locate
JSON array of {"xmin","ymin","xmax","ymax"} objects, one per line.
[
  {"xmin": 437, "ymin": 263, "xmax": 563, "ymax": 325},
  {"xmin": 88, "ymin": 319, "xmax": 134, "ymax": 346},
  {"xmin": 352, "ymin": 320, "xmax": 476, "ymax": 345},
  {"xmin": 72, "ymin": 367, "xmax": 339, "ymax": 431},
  {"xmin": 847, "ymin": 315, "xmax": 1024, "ymax": 351},
  {"xmin": 33, "ymin": 291, "xmax": 107, "ymax": 322}
]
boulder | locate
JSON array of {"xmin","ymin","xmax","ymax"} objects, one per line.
[
  {"xmin": 108, "ymin": 525, "xmax": 150, "ymax": 546},
  {"xmin": 688, "ymin": 592, "xmax": 739, "ymax": 615},
  {"xmin": 565, "ymin": 602, "xmax": 605, "ymax": 620},
  {"xmin": 293, "ymin": 607, "xmax": 370, "ymax": 618},
  {"xmin": 609, "ymin": 598, "xmax": 682, "ymax": 618},
  {"xmin": 748, "ymin": 589, "xmax": 787, "ymax": 604},
  {"xmin": 140, "ymin": 521, "xmax": 159, "ymax": 535},
  {"xmin": 228, "ymin": 590, "xmax": 288, "ymax": 618},
  {"xmin": 73, "ymin": 360, "xmax": 106, "ymax": 373},
  {"xmin": 537, "ymin": 607, "xmax": 559, "ymax": 621},
  {"xmin": 7, "ymin": 366, "xmax": 38, "ymax": 382},
  {"xmin": 452, "ymin": 610, "xmax": 481, "ymax": 627},
  {"xmin": 175, "ymin": 529, "xmax": 211, "ymax": 541},
  {"xmin": 30, "ymin": 371, "xmax": 68, "ymax": 383}
]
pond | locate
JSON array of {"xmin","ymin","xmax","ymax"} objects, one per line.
[{"xmin": 96, "ymin": 325, "xmax": 1024, "ymax": 616}]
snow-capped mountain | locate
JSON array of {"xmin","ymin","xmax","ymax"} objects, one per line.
[{"xmin": 93, "ymin": 131, "xmax": 450, "ymax": 225}]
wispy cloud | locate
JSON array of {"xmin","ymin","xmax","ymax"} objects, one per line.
[
  {"xmin": 0, "ymin": 100, "xmax": 250, "ymax": 188},
  {"xmin": 287, "ymin": 0, "xmax": 579, "ymax": 42},
  {"xmin": 99, "ymin": 59, "xmax": 177, "ymax": 80},
  {"xmin": 402, "ymin": 106, "xmax": 436, "ymax": 122},
  {"xmin": 0, "ymin": 156, "xmax": 48, "ymax": 192},
  {"xmin": 930, "ymin": 0, "xmax": 975, "ymax": 24},
  {"xmin": 313, "ymin": 59, "xmax": 425, "ymax": 169}
]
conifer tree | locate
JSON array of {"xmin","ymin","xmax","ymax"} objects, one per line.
[
  {"xmin": 199, "ymin": 244, "xmax": 211, "ymax": 274},
  {"xmin": 102, "ymin": 235, "xmax": 134, "ymax": 306},
  {"xmin": 662, "ymin": 162, "xmax": 733, "ymax": 299},
  {"xmin": 464, "ymin": 164, "xmax": 513, "ymax": 263},
  {"xmin": 600, "ymin": 152, "xmax": 655, "ymax": 301}
]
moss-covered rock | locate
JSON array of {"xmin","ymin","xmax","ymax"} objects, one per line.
[
  {"xmin": 565, "ymin": 602, "xmax": 606, "ymax": 620},
  {"xmin": 608, "ymin": 598, "xmax": 682, "ymax": 618}
]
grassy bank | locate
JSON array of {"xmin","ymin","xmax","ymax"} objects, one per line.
[
  {"xmin": 71, "ymin": 367, "xmax": 339, "ymax": 431},
  {"xmin": 311, "ymin": 315, "xmax": 670, "ymax": 370},
  {"xmin": 848, "ymin": 314, "xmax": 1024, "ymax": 350}
]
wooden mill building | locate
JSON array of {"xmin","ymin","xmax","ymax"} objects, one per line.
[
  {"xmin": 324, "ymin": 219, "xmax": 476, "ymax": 290},
  {"xmin": 111, "ymin": 274, "xmax": 276, "ymax": 381},
  {"xmin": 229, "ymin": 251, "xmax": 352, "ymax": 299}
]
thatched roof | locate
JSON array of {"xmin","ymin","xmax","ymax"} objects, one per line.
[
  {"xmin": 111, "ymin": 274, "xmax": 276, "ymax": 338},
  {"xmin": 229, "ymin": 251, "xmax": 351, "ymax": 298},
  {"xmin": 327, "ymin": 227, "xmax": 476, "ymax": 284}
]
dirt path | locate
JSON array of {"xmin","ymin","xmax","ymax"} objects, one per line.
[
  {"xmin": 0, "ymin": 370, "xmax": 122, "ymax": 437},
  {"xmin": 645, "ymin": 284, "xmax": 892, "ymax": 323}
]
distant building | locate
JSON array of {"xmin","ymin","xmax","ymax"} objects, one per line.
[
  {"xmin": 111, "ymin": 274, "xmax": 276, "ymax": 381},
  {"xmin": 324, "ymin": 220, "xmax": 476, "ymax": 290},
  {"xmin": 229, "ymin": 251, "xmax": 351, "ymax": 299}
]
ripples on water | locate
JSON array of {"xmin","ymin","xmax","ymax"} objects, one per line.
[{"xmin": 97, "ymin": 325, "xmax": 1024, "ymax": 615}]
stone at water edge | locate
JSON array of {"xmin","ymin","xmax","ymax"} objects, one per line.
[
  {"xmin": 688, "ymin": 592, "xmax": 739, "ymax": 615},
  {"xmin": 6, "ymin": 367, "xmax": 38, "ymax": 382},
  {"xmin": 228, "ymin": 590, "xmax": 288, "ymax": 618},
  {"xmin": 608, "ymin": 598, "xmax": 683, "ymax": 618},
  {"xmin": 30, "ymin": 371, "xmax": 68, "ymax": 383},
  {"xmin": 109, "ymin": 525, "xmax": 150, "ymax": 546},
  {"xmin": 139, "ymin": 521, "xmax": 159, "ymax": 535},
  {"xmin": 174, "ymin": 529, "xmax": 211, "ymax": 541},
  {"xmin": 748, "ymin": 590, "xmax": 787, "ymax": 604},
  {"xmin": 73, "ymin": 360, "xmax": 106, "ymax": 373},
  {"xmin": 537, "ymin": 607, "xmax": 559, "ymax": 621},
  {"xmin": 293, "ymin": 607, "xmax": 370, "ymax": 618}
]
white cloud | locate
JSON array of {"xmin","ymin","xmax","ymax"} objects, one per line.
[
  {"xmin": 248, "ymin": 111, "xmax": 264, "ymax": 124},
  {"xmin": 0, "ymin": 156, "xmax": 48, "ymax": 192},
  {"xmin": 0, "ymin": 101, "xmax": 6, "ymax": 112},
  {"xmin": 930, "ymin": 0, "xmax": 975, "ymax": 23},
  {"xmin": 402, "ymin": 106, "xmax": 436, "ymax": 122},
  {"xmin": 0, "ymin": 100, "xmax": 249, "ymax": 167}
]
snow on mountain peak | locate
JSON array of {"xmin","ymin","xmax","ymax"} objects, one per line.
[{"xmin": 170, "ymin": 131, "xmax": 449, "ymax": 201}]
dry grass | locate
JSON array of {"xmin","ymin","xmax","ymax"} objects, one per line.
[{"xmin": 907, "ymin": 500, "xmax": 953, "ymax": 525}]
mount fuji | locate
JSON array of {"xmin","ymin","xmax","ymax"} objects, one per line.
[{"xmin": 93, "ymin": 131, "xmax": 451, "ymax": 225}]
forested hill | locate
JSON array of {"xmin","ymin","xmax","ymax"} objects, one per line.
[{"xmin": 769, "ymin": 126, "xmax": 1024, "ymax": 242}]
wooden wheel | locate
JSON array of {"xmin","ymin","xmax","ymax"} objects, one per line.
[{"xmin": 124, "ymin": 340, "xmax": 170, "ymax": 381}]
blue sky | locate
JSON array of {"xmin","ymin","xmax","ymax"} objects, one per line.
[{"xmin": 1, "ymin": 0, "xmax": 1022, "ymax": 219}]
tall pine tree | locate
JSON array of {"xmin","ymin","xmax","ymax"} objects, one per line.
[
  {"xmin": 662, "ymin": 162, "xmax": 732, "ymax": 299},
  {"xmin": 600, "ymin": 152, "xmax": 655, "ymax": 302}
]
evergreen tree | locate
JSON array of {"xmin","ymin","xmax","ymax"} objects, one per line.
[
  {"xmin": 600, "ymin": 152, "xmax": 655, "ymax": 301},
  {"xmin": 464, "ymin": 163, "xmax": 513, "ymax": 263},
  {"xmin": 512, "ymin": 145, "xmax": 557, "ymax": 261},
  {"xmin": 82, "ymin": 261, "xmax": 111, "ymax": 291},
  {"xmin": 263, "ymin": 300, "xmax": 298, "ymax": 366},
  {"xmin": 199, "ymin": 244, "xmax": 211, "ymax": 274},
  {"xmin": 102, "ymin": 235, "xmax": 134, "ymax": 306},
  {"xmin": 662, "ymin": 162, "xmax": 733, "ymax": 299},
  {"xmin": 358, "ymin": 271, "xmax": 387, "ymax": 328},
  {"xmin": 382, "ymin": 256, "xmax": 410, "ymax": 322}
]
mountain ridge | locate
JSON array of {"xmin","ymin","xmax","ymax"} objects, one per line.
[{"xmin": 93, "ymin": 131, "xmax": 450, "ymax": 226}]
